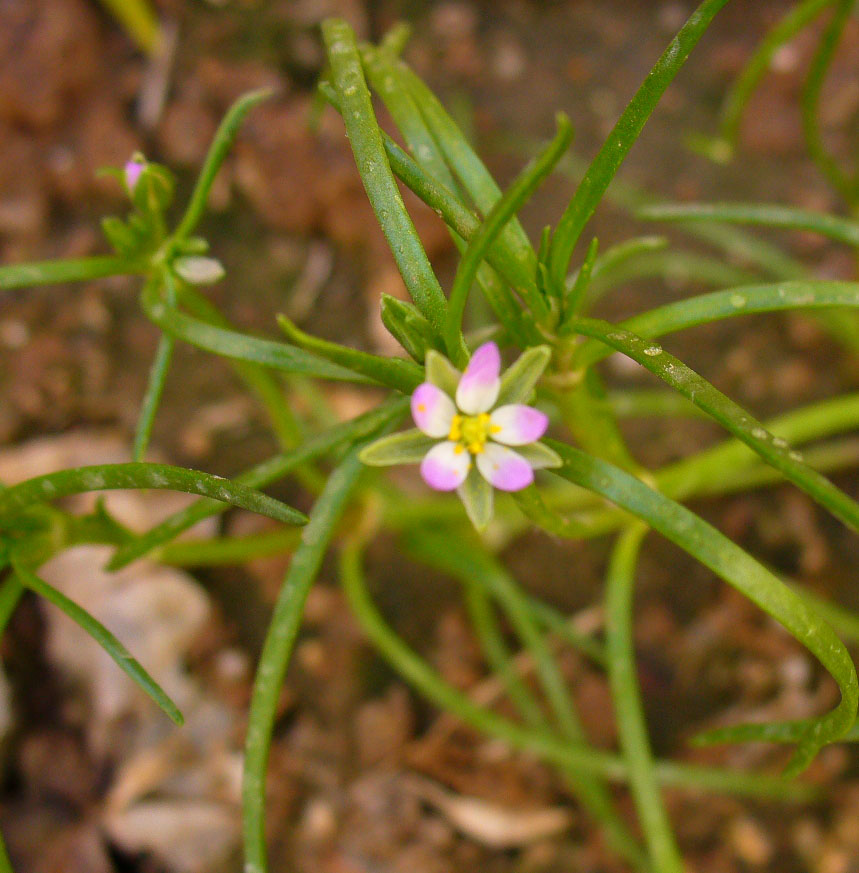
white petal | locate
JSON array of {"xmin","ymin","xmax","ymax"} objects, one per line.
[
  {"xmin": 411, "ymin": 383, "xmax": 457, "ymax": 438},
  {"xmin": 476, "ymin": 443, "xmax": 534, "ymax": 492},
  {"xmin": 489, "ymin": 404, "xmax": 549, "ymax": 446},
  {"xmin": 456, "ymin": 342, "xmax": 501, "ymax": 414},
  {"xmin": 420, "ymin": 441, "xmax": 471, "ymax": 491}
]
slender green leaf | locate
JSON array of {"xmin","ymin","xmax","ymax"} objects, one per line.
[
  {"xmin": 378, "ymin": 21, "xmax": 412, "ymax": 56},
  {"xmin": 585, "ymin": 248, "xmax": 761, "ymax": 304},
  {"xmin": 176, "ymin": 285, "xmax": 304, "ymax": 451},
  {"xmin": 140, "ymin": 282, "xmax": 375, "ymax": 383},
  {"xmin": 396, "ymin": 62, "xmax": 539, "ymax": 288},
  {"xmin": 790, "ymin": 581, "xmax": 859, "ymax": 646},
  {"xmin": 0, "ymin": 256, "xmax": 136, "ymax": 291},
  {"xmin": 520, "ymin": 395, "xmax": 859, "ymax": 541},
  {"xmin": 570, "ymin": 317, "xmax": 859, "ymax": 533},
  {"xmin": 564, "ymin": 236, "xmax": 599, "ymax": 315},
  {"xmin": 572, "ymin": 280, "xmax": 859, "ymax": 368},
  {"xmin": 0, "ymin": 828, "xmax": 11, "ymax": 873},
  {"xmin": 243, "ymin": 439, "xmax": 376, "ymax": 873},
  {"xmin": 715, "ymin": 0, "xmax": 835, "ymax": 152},
  {"xmin": 638, "ymin": 202, "xmax": 859, "ymax": 246},
  {"xmin": 587, "ymin": 235, "xmax": 665, "ymax": 282},
  {"xmin": 546, "ymin": 439, "xmax": 859, "ymax": 774},
  {"xmin": 444, "ymin": 114, "xmax": 573, "ymax": 358},
  {"xmin": 97, "ymin": 0, "xmax": 161, "ymax": 55},
  {"xmin": 133, "ymin": 333, "xmax": 174, "ymax": 461},
  {"xmin": 801, "ymin": 0, "xmax": 858, "ymax": 203},
  {"xmin": 0, "ymin": 575, "xmax": 23, "ymax": 638},
  {"xmin": 547, "ymin": 0, "xmax": 731, "ymax": 286},
  {"xmin": 607, "ymin": 389, "xmax": 703, "ymax": 419},
  {"xmin": 321, "ymin": 20, "xmax": 448, "ymax": 333},
  {"xmin": 171, "ymin": 89, "xmax": 274, "ymax": 244},
  {"xmin": 107, "ymin": 398, "xmax": 408, "ymax": 569},
  {"xmin": 277, "ymin": 314, "xmax": 422, "ymax": 393},
  {"xmin": 659, "ymin": 392, "xmax": 859, "ymax": 497},
  {"xmin": 13, "ymin": 561, "xmax": 183, "ymax": 724},
  {"xmin": 606, "ymin": 525, "xmax": 683, "ymax": 873},
  {"xmin": 0, "ymin": 463, "xmax": 307, "ymax": 526},
  {"xmin": 360, "ymin": 45, "xmax": 541, "ymax": 338}
]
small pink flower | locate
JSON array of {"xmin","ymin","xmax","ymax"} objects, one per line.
[
  {"xmin": 411, "ymin": 342, "xmax": 548, "ymax": 492},
  {"xmin": 360, "ymin": 342, "xmax": 559, "ymax": 528}
]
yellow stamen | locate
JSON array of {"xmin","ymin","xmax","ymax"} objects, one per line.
[{"xmin": 450, "ymin": 412, "xmax": 493, "ymax": 456}]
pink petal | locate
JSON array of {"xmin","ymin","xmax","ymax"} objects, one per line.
[
  {"xmin": 125, "ymin": 157, "xmax": 146, "ymax": 192},
  {"xmin": 420, "ymin": 441, "xmax": 471, "ymax": 491},
  {"xmin": 476, "ymin": 443, "xmax": 533, "ymax": 492},
  {"xmin": 489, "ymin": 404, "xmax": 548, "ymax": 446},
  {"xmin": 411, "ymin": 383, "xmax": 457, "ymax": 438},
  {"xmin": 456, "ymin": 342, "xmax": 501, "ymax": 414}
]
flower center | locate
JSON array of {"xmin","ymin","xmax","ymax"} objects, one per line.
[{"xmin": 448, "ymin": 413, "xmax": 497, "ymax": 455}]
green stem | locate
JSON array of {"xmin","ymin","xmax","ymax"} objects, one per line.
[
  {"xmin": 158, "ymin": 526, "xmax": 302, "ymax": 566},
  {"xmin": 523, "ymin": 597, "xmax": 608, "ymax": 668},
  {"xmin": 637, "ymin": 202, "xmax": 859, "ymax": 246},
  {"xmin": 340, "ymin": 542, "xmax": 818, "ymax": 801},
  {"xmin": 606, "ymin": 525, "xmax": 684, "ymax": 873},
  {"xmin": 133, "ymin": 272, "xmax": 177, "ymax": 461},
  {"xmin": 407, "ymin": 532, "xmax": 648, "ymax": 870},
  {"xmin": 462, "ymin": 577, "xmax": 546, "ymax": 727}
]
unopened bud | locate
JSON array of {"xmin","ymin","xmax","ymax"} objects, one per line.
[
  {"xmin": 173, "ymin": 256, "xmax": 225, "ymax": 285},
  {"xmin": 124, "ymin": 153, "xmax": 147, "ymax": 192}
]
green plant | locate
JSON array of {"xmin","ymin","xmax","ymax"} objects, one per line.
[
  {"xmin": 96, "ymin": 0, "xmax": 162, "ymax": 57},
  {"xmin": 3, "ymin": 4, "xmax": 859, "ymax": 871}
]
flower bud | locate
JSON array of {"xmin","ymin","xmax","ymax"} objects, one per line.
[
  {"xmin": 380, "ymin": 294, "xmax": 439, "ymax": 362},
  {"xmin": 124, "ymin": 153, "xmax": 147, "ymax": 193},
  {"xmin": 173, "ymin": 256, "xmax": 226, "ymax": 285}
]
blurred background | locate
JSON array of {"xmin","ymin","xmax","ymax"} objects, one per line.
[{"xmin": 1, "ymin": 1, "xmax": 859, "ymax": 871}]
